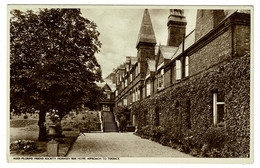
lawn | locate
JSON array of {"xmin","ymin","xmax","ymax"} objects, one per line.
[{"xmin": 9, "ymin": 110, "xmax": 101, "ymax": 157}]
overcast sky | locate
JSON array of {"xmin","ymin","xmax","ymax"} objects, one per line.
[{"xmin": 81, "ymin": 8, "xmax": 197, "ymax": 78}]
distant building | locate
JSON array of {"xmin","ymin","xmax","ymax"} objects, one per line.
[
  {"xmin": 108, "ymin": 9, "xmax": 251, "ymax": 157},
  {"xmin": 97, "ymin": 77, "xmax": 116, "ymax": 113}
]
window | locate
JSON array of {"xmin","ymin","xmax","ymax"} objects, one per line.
[
  {"xmin": 146, "ymin": 80, "xmax": 151, "ymax": 96},
  {"xmin": 135, "ymin": 88, "xmax": 138, "ymax": 101},
  {"xmin": 157, "ymin": 69, "xmax": 164, "ymax": 90},
  {"xmin": 138, "ymin": 63, "xmax": 140, "ymax": 74},
  {"xmin": 133, "ymin": 90, "xmax": 136, "ymax": 102},
  {"xmin": 123, "ymin": 98, "xmax": 127, "ymax": 106},
  {"xmin": 107, "ymin": 94, "xmax": 110, "ymax": 99},
  {"xmin": 213, "ymin": 92, "xmax": 225, "ymax": 126},
  {"xmin": 130, "ymin": 73, "xmax": 133, "ymax": 82},
  {"xmin": 102, "ymin": 105, "xmax": 110, "ymax": 112},
  {"xmin": 130, "ymin": 91, "xmax": 132, "ymax": 104},
  {"xmin": 137, "ymin": 89, "xmax": 140, "ymax": 100},
  {"xmin": 125, "ymin": 78, "xmax": 128, "ymax": 87},
  {"xmin": 136, "ymin": 65, "xmax": 138, "ymax": 77},
  {"xmin": 185, "ymin": 56, "xmax": 189, "ymax": 77},
  {"xmin": 176, "ymin": 60, "xmax": 182, "ymax": 80},
  {"xmin": 115, "ymin": 90, "xmax": 118, "ymax": 97}
]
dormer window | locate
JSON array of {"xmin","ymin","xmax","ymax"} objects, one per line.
[{"xmin": 157, "ymin": 69, "xmax": 164, "ymax": 90}]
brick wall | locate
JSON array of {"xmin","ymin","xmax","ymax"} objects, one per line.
[
  {"xmin": 189, "ymin": 29, "xmax": 232, "ymax": 76},
  {"xmin": 234, "ymin": 25, "xmax": 250, "ymax": 56},
  {"xmin": 195, "ymin": 10, "xmax": 225, "ymax": 41}
]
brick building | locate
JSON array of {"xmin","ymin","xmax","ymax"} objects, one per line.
[{"xmin": 109, "ymin": 9, "xmax": 251, "ymax": 157}]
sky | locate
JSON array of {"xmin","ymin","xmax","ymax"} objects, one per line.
[{"xmin": 80, "ymin": 8, "xmax": 197, "ymax": 78}]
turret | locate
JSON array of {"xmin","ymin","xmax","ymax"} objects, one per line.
[{"xmin": 136, "ymin": 9, "xmax": 157, "ymax": 79}]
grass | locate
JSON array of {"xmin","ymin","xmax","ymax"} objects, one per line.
[
  {"xmin": 10, "ymin": 120, "xmax": 38, "ymax": 128},
  {"xmin": 9, "ymin": 110, "xmax": 101, "ymax": 157}
]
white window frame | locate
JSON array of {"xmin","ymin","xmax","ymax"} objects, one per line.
[
  {"xmin": 157, "ymin": 69, "xmax": 164, "ymax": 90},
  {"xmin": 146, "ymin": 80, "xmax": 151, "ymax": 96},
  {"xmin": 176, "ymin": 60, "xmax": 182, "ymax": 80},
  {"xmin": 138, "ymin": 63, "xmax": 140, "ymax": 74},
  {"xmin": 185, "ymin": 56, "xmax": 189, "ymax": 77},
  {"xmin": 213, "ymin": 93, "xmax": 225, "ymax": 126},
  {"xmin": 123, "ymin": 98, "xmax": 127, "ymax": 106}
]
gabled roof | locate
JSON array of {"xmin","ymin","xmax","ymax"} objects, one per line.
[
  {"xmin": 136, "ymin": 9, "xmax": 157, "ymax": 47},
  {"xmin": 97, "ymin": 80, "xmax": 116, "ymax": 92},
  {"xmin": 103, "ymin": 83, "xmax": 112, "ymax": 91},
  {"xmin": 159, "ymin": 45, "xmax": 178, "ymax": 59}
]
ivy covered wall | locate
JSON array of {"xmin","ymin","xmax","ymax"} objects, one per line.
[{"xmin": 132, "ymin": 54, "xmax": 250, "ymax": 157}]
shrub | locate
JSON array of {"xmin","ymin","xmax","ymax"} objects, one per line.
[
  {"xmin": 151, "ymin": 126, "xmax": 166, "ymax": 139},
  {"xmin": 201, "ymin": 126, "xmax": 228, "ymax": 157},
  {"xmin": 204, "ymin": 126, "xmax": 227, "ymax": 149},
  {"xmin": 118, "ymin": 116, "xmax": 127, "ymax": 132},
  {"xmin": 23, "ymin": 115, "xmax": 28, "ymax": 119},
  {"xmin": 10, "ymin": 140, "xmax": 37, "ymax": 153}
]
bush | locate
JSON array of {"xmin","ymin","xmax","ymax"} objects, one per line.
[
  {"xmin": 204, "ymin": 126, "xmax": 227, "ymax": 149},
  {"xmin": 23, "ymin": 115, "xmax": 28, "ymax": 119},
  {"xmin": 118, "ymin": 116, "xmax": 127, "ymax": 132},
  {"xmin": 151, "ymin": 126, "xmax": 166, "ymax": 140},
  {"xmin": 10, "ymin": 140, "xmax": 37, "ymax": 153},
  {"xmin": 201, "ymin": 126, "xmax": 228, "ymax": 157}
]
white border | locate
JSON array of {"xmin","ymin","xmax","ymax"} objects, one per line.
[{"xmin": 1, "ymin": 0, "xmax": 259, "ymax": 168}]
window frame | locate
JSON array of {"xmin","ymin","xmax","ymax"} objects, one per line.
[
  {"xmin": 185, "ymin": 56, "xmax": 189, "ymax": 77},
  {"xmin": 213, "ymin": 92, "xmax": 225, "ymax": 126},
  {"xmin": 176, "ymin": 59, "xmax": 182, "ymax": 80}
]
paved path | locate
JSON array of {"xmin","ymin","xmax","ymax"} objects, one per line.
[{"xmin": 67, "ymin": 133, "xmax": 193, "ymax": 157}]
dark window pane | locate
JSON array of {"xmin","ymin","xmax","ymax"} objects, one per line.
[{"xmin": 217, "ymin": 104, "xmax": 224, "ymax": 123}]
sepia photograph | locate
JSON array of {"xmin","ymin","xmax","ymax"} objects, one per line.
[{"xmin": 6, "ymin": 4, "xmax": 253, "ymax": 164}]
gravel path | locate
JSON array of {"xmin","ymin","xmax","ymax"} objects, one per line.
[{"xmin": 67, "ymin": 132, "xmax": 193, "ymax": 157}]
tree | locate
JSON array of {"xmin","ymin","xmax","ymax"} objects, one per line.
[{"xmin": 10, "ymin": 8, "xmax": 104, "ymax": 141}]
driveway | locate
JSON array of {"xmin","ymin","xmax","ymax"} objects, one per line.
[{"xmin": 67, "ymin": 132, "xmax": 193, "ymax": 157}]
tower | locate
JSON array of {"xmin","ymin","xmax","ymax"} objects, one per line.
[
  {"xmin": 167, "ymin": 9, "xmax": 187, "ymax": 47},
  {"xmin": 136, "ymin": 9, "xmax": 157, "ymax": 79}
]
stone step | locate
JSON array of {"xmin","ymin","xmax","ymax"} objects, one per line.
[{"xmin": 103, "ymin": 122, "xmax": 118, "ymax": 132}]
